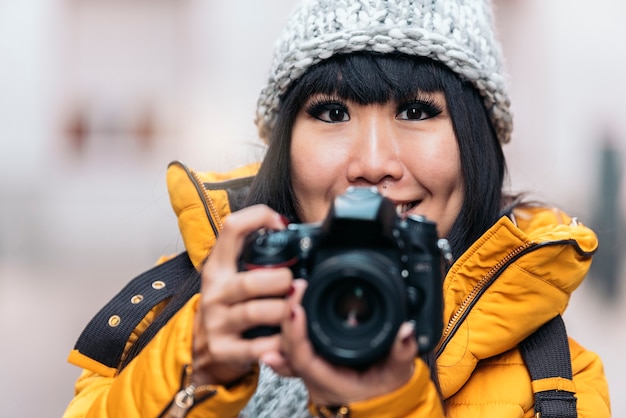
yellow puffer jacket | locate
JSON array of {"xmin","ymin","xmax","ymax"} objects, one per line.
[{"xmin": 63, "ymin": 162, "xmax": 611, "ymax": 418}]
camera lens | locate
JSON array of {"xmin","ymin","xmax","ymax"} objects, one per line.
[
  {"xmin": 322, "ymin": 278, "xmax": 382, "ymax": 341},
  {"xmin": 333, "ymin": 284, "xmax": 374, "ymax": 329},
  {"xmin": 302, "ymin": 250, "xmax": 407, "ymax": 368}
]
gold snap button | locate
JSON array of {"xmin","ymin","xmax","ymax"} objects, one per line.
[
  {"xmin": 108, "ymin": 315, "xmax": 121, "ymax": 327},
  {"xmin": 152, "ymin": 281, "xmax": 165, "ymax": 290},
  {"xmin": 131, "ymin": 295, "xmax": 143, "ymax": 304}
]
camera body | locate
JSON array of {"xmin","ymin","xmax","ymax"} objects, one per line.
[{"xmin": 240, "ymin": 187, "xmax": 445, "ymax": 368}]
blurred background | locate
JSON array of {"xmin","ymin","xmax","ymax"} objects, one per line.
[{"xmin": 0, "ymin": 0, "xmax": 624, "ymax": 416}]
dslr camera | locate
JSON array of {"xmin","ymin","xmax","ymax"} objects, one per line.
[{"xmin": 240, "ymin": 187, "xmax": 447, "ymax": 368}]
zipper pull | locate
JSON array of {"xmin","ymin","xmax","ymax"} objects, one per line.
[
  {"xmin": 163, "ymin": 364, "xmax": 216, "ymax": 418},
  {"xmin": 165, "ymin": 384, "xmax": 196, "ymax": 418}
]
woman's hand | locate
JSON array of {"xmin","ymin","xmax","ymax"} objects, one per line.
[
  {"xmin": 192, "ymin": 205, "xmax": 292, "ymax": 386},
  {"xmin": 261, "ymin": 280, "xmax": 419, "ymax": 406}
]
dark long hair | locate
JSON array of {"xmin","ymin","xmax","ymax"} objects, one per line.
[{"xmin": 246, "ymin": 53, "xmax": 506, "ymax": 258}]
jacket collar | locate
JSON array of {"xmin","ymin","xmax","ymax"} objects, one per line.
[{"xmin": 166, "ymin": 161, "xmax": 259, "ymax": 268}]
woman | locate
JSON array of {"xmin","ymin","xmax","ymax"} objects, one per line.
[{"xmin": 64, "ymin": 0, "xmax": 610, "ymax": 417}]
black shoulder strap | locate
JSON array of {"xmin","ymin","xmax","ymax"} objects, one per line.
[
  {"xmin": 73, "ymin": 252, "xmax": 196, "ymax": 369},
  {"xmin": 519, "ymin": 314, "xmax": 577, "ymax": 418}
]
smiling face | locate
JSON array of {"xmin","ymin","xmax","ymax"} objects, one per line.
[
  {"xmin": 251, "ymin": 54, "xmax": 505, "ymax": 258},
  {"xmin": 290, "ymin": 90, "xmax": 464, "ymax": 238}
]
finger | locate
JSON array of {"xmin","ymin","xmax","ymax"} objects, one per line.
[
  {"xmin": 260, "ymin": 351, "xmax": 296, "ymax": 377},
  {"xmin": 223, "ymin": 297, "xmax": 290, "ymax": 334},
  {"xmin": 247, "ymin": 334, "xmax": 284, "ymax": 359},
  {"xmin": 258, "ymin": 281, "xmax": 307, "ymax": 377},
  {"xmin": 384, "ymin": 321, "xmax": 418, "ymax": 375},
  {"xmin": 280, "ymin": 295, "xmax": 331, "ymax": 379},
  {"xmin": 281, "ymin": 279, "xmax": 336, "ymax": 378},
  {"xmin": 208, "ymin": 334, "xmax": 282, "ymax": 366},
  {"xmin": 281, "ymin": 279, "xmax": 310, "ymax": 355},
  {"xmin": 210, "ymin": 205, "xmax": 286, "ymax": 267},
  {"xmin": 220, "ymin": 267, "xmax": 293, "ymax": 304},
  {"xmin": 395, "ymin": 321, "xmax": 418, "ymax": 359},
  {"xmin": 288, "ymin": 278, "xmax": 308, "ymax": 304}
]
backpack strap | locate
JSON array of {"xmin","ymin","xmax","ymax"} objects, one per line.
[
  {"xmin": 519, "ymin": 314, "xmax": 577, "ymax": 418},
  {"xmin": 71, "ymin": 252, "xmax": 196, "ymax": 373}
]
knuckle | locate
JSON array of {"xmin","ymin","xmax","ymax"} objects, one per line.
[
  {"xmin": 238, "ymin": 273, "xmax": 255, "ymax": 298},
  {"xmin": 224, "ymin": 209, "xmax": 239, "ymax": 223},
  {"xmin": 240, "ymin": 300, "xmax": 259, "ymax": 324},
  {"xmin": 220, "ymin": 214, "xmax": 239, "ymax": 234},
  {"xmin": 206, "ymin": 343, "xmax": 228, "ymax": 362}
]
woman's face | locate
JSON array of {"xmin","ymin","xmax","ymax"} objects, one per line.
[{"xmin": 290, "ymin": 91, "xmax": 464, "ymax": 237}]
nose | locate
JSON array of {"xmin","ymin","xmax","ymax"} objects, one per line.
[{"xmin": 346, "ymin": 114, "xmax": 403, "ymax": 186}]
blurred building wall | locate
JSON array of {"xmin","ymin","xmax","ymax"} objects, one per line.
[
  {"xmin": 0, "ymin": 0, "xmax": 623, "ymax": 416},
  {"xmin": 495, "ymin": 3, "xmax": 626, "ymax": 414}
]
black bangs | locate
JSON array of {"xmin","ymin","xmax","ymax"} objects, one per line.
[{"xmin": 289, "ymin": 53, "xmax": 450, "ymax": 107}]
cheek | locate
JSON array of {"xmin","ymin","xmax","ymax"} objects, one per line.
[
  {"xmin": 291, "ymin": 141, "xmax": 319, "ymax": 184},
  {"xmin": 290, "ymin": 129, "xmax": 348, "ymax": 222},
  {"xmin": 403, "ymin": 128, "xmax": 464, "ymax": 235},
  {"xmin": 405, "ymin": 129, "xmax": 461, "ymax": 191},
  {"xmin": 290, "ymin": 139, "xmax": 338, "ymax": 190},
  {"xmin": 430, "ymin": 149, "xmax": 463, "ymax": 193},
  {"xmin": 433, "ymin": 127, "xmax": 462, "ymax": 189}
]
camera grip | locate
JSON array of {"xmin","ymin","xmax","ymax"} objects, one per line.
[{"xmin": 238, "ymin": 229, "xmax": 301, "ymax": 340}]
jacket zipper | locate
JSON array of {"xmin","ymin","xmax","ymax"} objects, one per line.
[
  {"xmin": 435, "ymin": 241, "xmax": 537, "ymax": 357},
  {"xmin": 435, "ymin": 237, "xmax": 594, "ymax": 358},
  {"xmin": 173, "ymin": 161, "xmax": 222, "ymax": 238}
]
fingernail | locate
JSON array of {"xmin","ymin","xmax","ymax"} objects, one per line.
[
  {"xmin": 402, "ymin": 323, "xmax": 416, "ymax": 345},
  {"xmin": 290, "ymin": 307, "xmax": 296, "ymax": 320},
  {"xmin": 287, "ymin": 284, "xmax": 295, "ymax": 296},
  {"xmin": 279, "ymin": 215, "xmax": 290, "ymax": 226}
]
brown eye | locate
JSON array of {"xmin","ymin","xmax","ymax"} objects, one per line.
[
  {"xmin": 306, "ymin": 101, "xmax": 350, "ymax": 123},
  {"xmin": 404, "ymin": 107, "xmax": 425, "ymax": 120},
  {"xmin": 396, "ymin": 98, "xmax": 443, "ymax": 121},
  {"xmin": 328, "ymin": 108, "xmax": 347, "ymax": 122}
]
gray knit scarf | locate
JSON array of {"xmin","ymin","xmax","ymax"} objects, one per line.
[{"xmin": 239, "ymin": 364, "xmax": 313, "ymax": 418}]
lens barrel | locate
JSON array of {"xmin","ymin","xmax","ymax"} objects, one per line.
[{"xmin": 302, "ymin": 250, "xmax": 407, "ymax": 368}]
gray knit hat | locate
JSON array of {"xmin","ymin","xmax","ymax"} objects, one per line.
[{"xmin": 255, "ymin": 0, "xmax": 512, "ymax": 144}]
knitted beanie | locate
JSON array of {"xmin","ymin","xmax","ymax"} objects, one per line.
[{"xmin": 255, "ymin": 0, "xmax": 512, "ymax": 144}]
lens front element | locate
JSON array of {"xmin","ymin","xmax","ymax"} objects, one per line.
[{"xmin": 302, "ymin": 251, "xmax": 407, "ymax": 368}]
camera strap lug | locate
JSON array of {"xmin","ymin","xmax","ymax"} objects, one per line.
[{"xmin": 437, "ymin": 238, "xmax": 454, "ymax": 271}]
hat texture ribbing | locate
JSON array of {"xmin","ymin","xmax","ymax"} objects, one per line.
[{"xmin": 255, "ymin": 0, "xmax": 512, "ymax": 144}]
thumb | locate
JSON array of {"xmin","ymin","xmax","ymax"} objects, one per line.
[{"xmin": 388, "ymin": 321, "xmax": 418, "ymax": 367}]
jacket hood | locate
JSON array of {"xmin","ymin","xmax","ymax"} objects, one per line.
[
  {"xmin": 436, "ymin": 206, "xmax": 597, "ymax": 399},
  {"xmin": 166, "ymin": 161, "xmax": 260, "ymax": 268}
]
